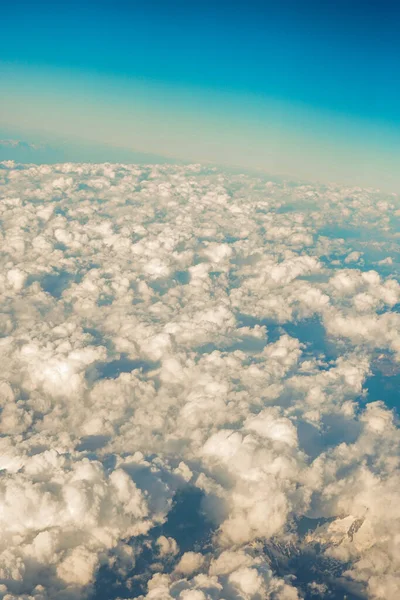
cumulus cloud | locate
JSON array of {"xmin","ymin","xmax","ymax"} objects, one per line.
[{"xmin": 0, "ymin": 160, "xmax": 400, "ymax": 599}]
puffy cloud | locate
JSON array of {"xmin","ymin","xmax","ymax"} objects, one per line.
[
  {"xmin": 157, "ymin": 536, "xmax": 179, "ymax": 558},
  {"xmin": 0, "ymin": 160, "xmax": 400, "ymax": 599},
  {"xmin": 135, "ymin": 546, "xmax": 300, "ymax": 600},
  {"xmin": 175, "ymin": 553, "xmax": 205, "ymax": 576}
]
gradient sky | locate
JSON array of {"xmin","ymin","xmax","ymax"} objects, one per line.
[{"xmin": 1, "ymin": 0, "xmax": 400, "ymax": 189}]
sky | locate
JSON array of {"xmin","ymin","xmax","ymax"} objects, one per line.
[
  {"xmin": 3, "ymin": 5, "xmax": 400, "ymax": 598},
  {"xmin": 1, "ymin": 0, "xmax": 400, "ymax": 189}
]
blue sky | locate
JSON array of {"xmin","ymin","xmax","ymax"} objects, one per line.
[{"xmin": 1, "ymin": 0, "xmax": 400, "ymax": 188}]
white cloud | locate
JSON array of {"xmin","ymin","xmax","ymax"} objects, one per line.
[
  {"xmin": 0, "ymin": 161, "xmax": 400, "ymax": 598},
  {"xmin": 175, "ymin": 553, "xmax": 205, "ymax": 576}
]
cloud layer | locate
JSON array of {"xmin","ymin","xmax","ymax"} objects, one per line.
[{"xmin": 0, "ymin": 161, "xmax": 400, "ymax": 599}]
